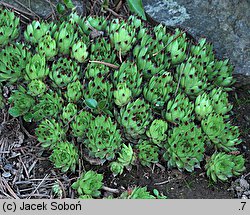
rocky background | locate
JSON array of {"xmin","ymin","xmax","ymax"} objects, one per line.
[{"xmin": 143, "ymin": 0, "xmax": 250, "ymax": 79}]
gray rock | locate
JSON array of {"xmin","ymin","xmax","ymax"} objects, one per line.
[{"xmin": 143, "ymin": 0, "xmax": 250, "ymax": 77}]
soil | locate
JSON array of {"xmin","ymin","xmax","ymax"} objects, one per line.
[{"xmin": 0, "ymin": 1, "xmax": 250, "ymax": 199}]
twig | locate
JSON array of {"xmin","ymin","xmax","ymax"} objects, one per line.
[
  {"xmin": 118, "ymin": 48, "xmax": 122, "ymax": 63},
  {"xmin": 102, "ymin": 186, "xmax": 120, "ymax": 194},
  {"xmin": 1, "ymin": 178, "xmax": 20, "ymax": 199},
  {"xmin": 56, "ymin": 179, "xmax": 66, "ymax": 199},
  {"xmin": 115, "ymin": 0, "xmax": 123, "ymax": 12},
  {"xmin": 28, "ymin": 159, "xmax": 38, "ymax": 174},
  {"xmin": 44, "ymin": 0, "xmax": 56, "ymax": 8},
  {"xmin": 106, "ymin": 7, "xmax": 124, "ymax": 17},
  {"xmin": 45, "ymin": 0, "xmax": 56, "ymax": 20},
  {"xmin": 28, "ymin": 174, "xmax": 49, "ymax": 198},
  {"xmin": 21, "ymin": 194, "xmax": 50, "ymax": 198},
  {"xmin": 156, "ymin": 163, "xmax": 166, "ymax": 172},
  {"xmin": 14, "ymin": 0, "xmax": 40, "ymax": 18},
  {"xmin": 154, "ymin": 179, "xmax": 171, "ymax": 186},
  {"xmin": 19, "ymin": 157, "xmax": 30, "ymax": 179},
  {"xmin": 0, "ymin": 1, "xmax": 33, "ymax": 17},
  {"xmin": 89, "ymin": 60, "xmax": 119, "ymax": 69}
]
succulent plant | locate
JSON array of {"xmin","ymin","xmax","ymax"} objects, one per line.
[
  {"xmin": 190, "ymin": 38, "xmax": 214, "ymax": 66},
  {"xmin": 84, "ymin": 115, "xmax": 122, "ymax": 160},
  {"xmin": 83, "ymin": 76, "xmax": 113, "ymax": 113},
  {"xmin": 79, "ymin": 195, "xmax": 93, "ymax": 199},
  {"xmin": 163, "ymin": 122, "xmax": 205, "ymax": 172},
  {"xmin": 166, "ymin": 28, "xmax": 188, "ymax": 65},
  {"xmin": 201, "ymin": 113, "xmax": 224, "ymax": 143},
  {"xmin": 209, "ymin": 87, "xmax": 232, "ymax": 117},
  {"xmin": 120, "ymin": 187, "xmax": 156, "ymax": 199},
  {"xmin": 90, "ymin": 37, "xmax": 116, "ymax": 63},
  {"xmin": 8, "ymin": 86, "xmax": 35, "ymax": 121},
  {"xmin": 50, "ymin": 57, "xmax": 80, "ymax": 87},
  {"xmin": 65, "ymin": 80, "xmax": 83, "ymax": 103},
  {"xmin": 25, "ymin": 54, "xmax": 49, "ymax": 80},
  {"xmin": 67, "ymin": 12, "xmax": 82, "ymax": 29},
  {"xmin": 71, "ymin": 40, "xmax": 88, "ymax": 63},
  {"xmin": 85, "ymin": 63, "xmax": 110, "ymax": 79},
  {"xmin": 219, "ymin": 123, "xmax": 242, "ymax": 152},
  {"xmin": 108, "ymin": 18, "xmax": 137, "ymax": 55},
  {"xmin": 71, "ymin": 110, "xmax": 93, "ymax": 138},
  {"xmin": 62, "ymin": 103, "xmax": 78, "ymax": 124},
  {"xmin": 153, "ymin": 24, "xmax": 169, "ymax": 42},
  {"xmin": 54, "ymin": 21, "xmax": 77, "ymax": 55},
  {"xmin": 114, "ymin": 83, "xmax": 132, "ymax": 107},
  {"xmin": 113, "ymin": 61, "xmax": 142, "ymax": 97},
  {"xmin": 50, "ymin": 141, "xmax": 79, "ymax": 172},
  {"xmin": 133, "ymin": 33, "xmax": 168, "ymax": 78},
  {"xmin": 117, "ymin": 144, "xmax": 135, "ymax": 167},
  {"xmin": 138, "ymin": 140, "xmax": 159, "ymax": 167},
  {"xmin": 118, "ymin": 98, "xmax": 153, "ymax": 141},
  {"xmin": 0, "ymin": 43, "xmax": 31, "ymax": 83},
  {"xmin": 0, "ymin": 11, "xmax": 244, "ymax": 190},
  {"xmin": 143, "ymin": 71, "xmax": 175, "ymax": 109},
  {"xmin": 32, "ymin": 91, "xmax": 63, "ymax": 121},
  {"xmin": 146, "ymin": 119, "xmax": 168, "ymax": 145},
  {"xmin": 176, "ymin": 59, "xmax": 208, "ymax": 98},
  {"xmin": 0, "ymin": 8, "xmax": 20, "ymax": 46},
  {"xmin": 71, "ymin": 170, "xmax": 103, "ymax": 198},
  {"xmin": 195, "ymin": 92, "xmax": 213, "ymax": 121},
  {"xmin": 207, "ymin": 59, "xmax": 234, "ymax": 89},
  {"xmin": 24, "ymin": 20, "xmax": 53, "ymax": 44},
  {"xmin": 36, "ymin": 33, "xmax": 57, "ymax": 60},
  {"xmin": 35, "ymin": 118, "xmax": 65, "ymax": 148},
  {"xmin": 110, "ymin": 143, "xmax": 135, "ymax": 176},
  {"xmin": 164, "ymin": 93, "xmax": 194, "ymax": 124},
  {"xmin": 205, "ymin": 152, "xmax": 245, "ymax": 182},
  {"xmin": 201, "ymin": 113, "xmax": 241, "ymax": 151},
  {"xmin": 27, "ymin": 79, "xmax": 47, "ymax": 97},
  {"xmin": 110, "ymin": 162, "xmax": 124, "ymax": 177}
]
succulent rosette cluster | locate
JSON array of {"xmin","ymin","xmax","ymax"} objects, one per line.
[
  {"xmin": 108, "ymin": 16, "xmax": 141, "ymax": 55},
  {"xmin": 146, "ymin": 119, "xmax": 168, "ymax": 145},
  {"xmin": 0, "ymin": 8, "xmax": 20, "ymax": 46},
  {"xmin": 164, "ymin": 93, "xmax": 194, "ymax": 124},
  {"xmin": 133, "ymin": 25, "xmax": 170, "ymax": 78},
  {"xmin": 24, "ymin": 20, "xmax": 55, "ymax": 44},
  {"xmin": 163, "ymin": 122, "xmax": 205, "ymax": 172},
  {"xmin": 0, "ymin": 43, "xmax": 31, "ymax": 83},
  {"xmin": 138, "ymin": 140, "xmax": 159, "ymax": 167},
  {"xmin": 71, "ymin": 170, "xmax": 103, "ymax": 198},
  {"xmin": 143, "ymin": 71, "xmax": 175, "ymax": 109},
  {"xmin": 205, "ymin": 152, "xmax": 245, "ymax": 182},
  {"xmin": 117, "ymin": 98, "xmax": 153, "ymax": 141},
  {"xmin": 201, "ymin": 113, "xmax": 242, "ymax": 152},
  {"xmin": 50, "ymin": 141, "xmax": 79, "ymax": 172},
  {"xmin": 110, "ymin": 144, "xmax": 135, "ymax": 176},
  {"xmin": 84, "ymin": 115, "xmax": 122, "ymax": 161},
  {"xmin": 0, "ymin": 10, "xmax": 244, "ymax": 182}
]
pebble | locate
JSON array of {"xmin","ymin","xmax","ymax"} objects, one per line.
[{"xmin": 2, "ymin": 172, "xmax": 11, "ymax": 178}]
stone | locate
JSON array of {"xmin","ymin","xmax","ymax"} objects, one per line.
[{"xmin": 143, "ymin": 0, "xmax": 250, "ymax": 78}]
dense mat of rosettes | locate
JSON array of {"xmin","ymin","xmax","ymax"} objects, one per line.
[{"xmin": 0, "ymin": 7, "xmax": 246, "ymax": 187}]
